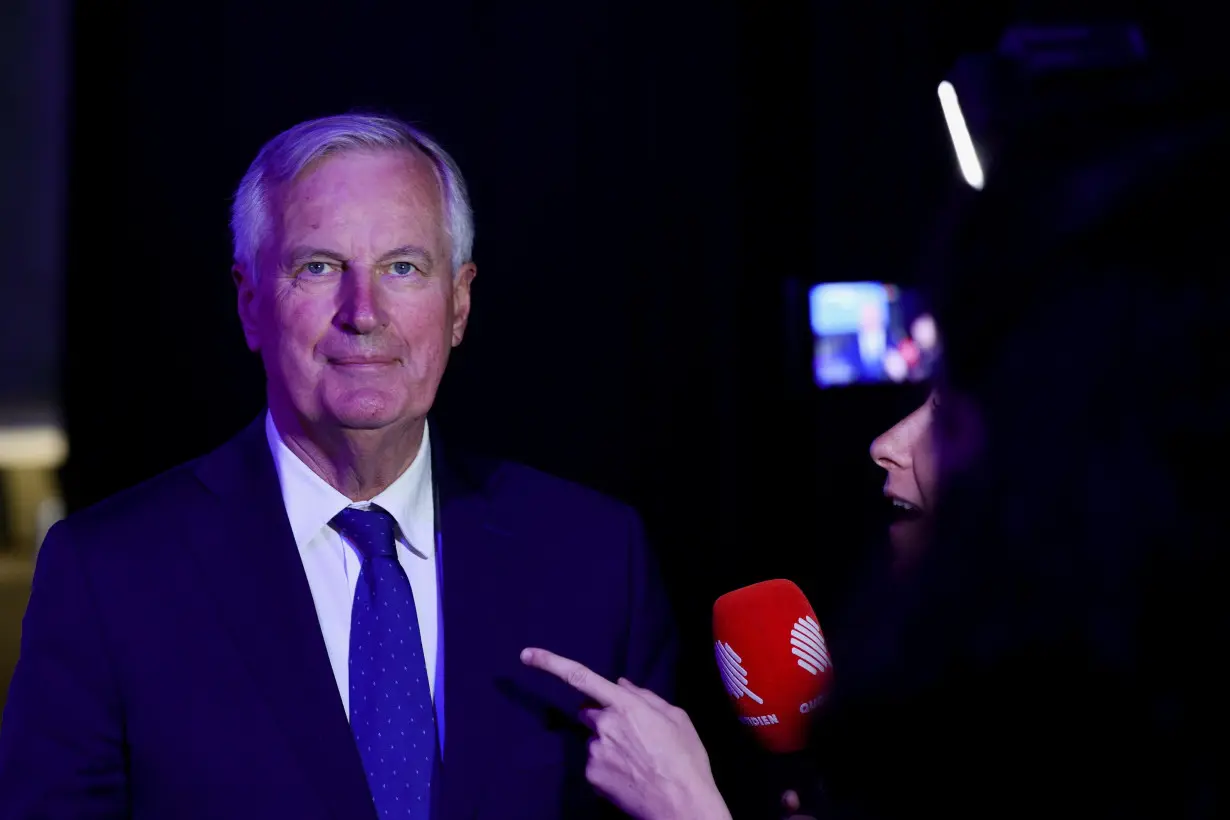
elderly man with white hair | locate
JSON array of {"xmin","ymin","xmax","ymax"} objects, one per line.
[{"xmin": 0, "ymin": 113, "xmax": 677, "ymax": 820}]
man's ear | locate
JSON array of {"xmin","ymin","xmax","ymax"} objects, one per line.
[
  {"xmin": 450, "ymin": 262, "xmax": 477, "ymax": 347},
  {"xmin": 233, "ymin": 264, "xmax": 261, "ymax": 352}
]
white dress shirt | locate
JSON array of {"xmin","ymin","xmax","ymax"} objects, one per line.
[{"xmin": 265, "ymin": 412, "xmax": 444, "ymax": 744}]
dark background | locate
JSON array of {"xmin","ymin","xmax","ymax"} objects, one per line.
[
  {"xmin": 24, "ymin": 0, "xmax": 1017, "ymax": 813},
  {"xmin": 0, "ymin": 0, "xmax": 68, "ymax": 425}
]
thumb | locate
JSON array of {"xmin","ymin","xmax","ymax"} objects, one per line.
[{"xmin": 617, "ymin": 677, "xmax": 674, "ymax": 712}]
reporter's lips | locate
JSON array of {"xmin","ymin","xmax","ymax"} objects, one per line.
[{"xmin": 883, "ymin": 490, "xmax": 924, "ymax": 523}]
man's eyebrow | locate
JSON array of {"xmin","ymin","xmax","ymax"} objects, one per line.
[
  {"xmin": 376, "ymin": 245, "xmax": 435, "ymax": 268},
  {"xmin": 282, "ymin": 245, "xmax": 436, "ymax": 269},
  {"xmin": 285, "ymin": 246, "xmax": 348, "ymax": 265}
]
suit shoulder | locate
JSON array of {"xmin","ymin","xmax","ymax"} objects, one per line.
[
  {"xmin": 490, "ymin": 460, "xmax": 636, "ymax": 514},
  {"xmin": 472, "ymin": 458, "xmax": 641, "ymax": 529},
  {"xmin": 51, "ymin": 458, "xmax": 206, "ymax": 547}
]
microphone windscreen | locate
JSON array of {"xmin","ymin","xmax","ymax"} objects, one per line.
[{"xmin": 713, "ymin": 579, "xmax": 833, "ymax": 753}]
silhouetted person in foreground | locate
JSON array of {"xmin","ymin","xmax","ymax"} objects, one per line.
[{"xmin": 818, "ymin": 56, "xmax": 1229, "ymax": 820}]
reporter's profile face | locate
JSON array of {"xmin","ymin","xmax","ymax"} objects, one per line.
[{"xmin": 869, "ymin": 391, "xmax": 939, "ymax": 563}]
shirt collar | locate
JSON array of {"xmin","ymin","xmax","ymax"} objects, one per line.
[{"xmin": 265, "ymin": 410, "xmax": 434, "ymax": 556}]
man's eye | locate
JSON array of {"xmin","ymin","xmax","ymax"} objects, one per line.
[
  {"xmin": 390, "ymin": 261, "xmax": 420, "ymax": 276},
  {"xmin": 303, "ymin": 261, "xmax": 334, "ymax": 275}
]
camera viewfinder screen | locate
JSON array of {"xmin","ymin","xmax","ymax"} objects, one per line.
[{"xmin": 809, "ymin": 281, "xmax": 939, "ymax": 387}]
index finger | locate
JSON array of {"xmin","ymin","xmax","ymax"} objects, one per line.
[{"xmin": 520, "ymin": 647, "xmax": 630, "ymax": 707}]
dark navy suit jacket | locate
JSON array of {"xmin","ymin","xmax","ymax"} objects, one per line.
[{"xmin": 0, "ymin": 418, "xmax": 677, "ymax": 819}]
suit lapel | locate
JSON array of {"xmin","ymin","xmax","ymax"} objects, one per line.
[
  {"xmin": 190, "ymin": 418, "xmax": 377, "ymax": 820},
  {"xmin": 432, "ymin": 437, "xmax": 530, "ymax": 820}
]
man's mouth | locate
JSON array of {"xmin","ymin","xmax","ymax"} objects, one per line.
[{"xmin": 329, "ymin": 357, "xmax": 397, "ymax": 366}]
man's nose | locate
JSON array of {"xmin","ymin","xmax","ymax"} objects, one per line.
[{"xmin": 336, "ymin": 268, "xmax": 387, "ymax": 334}]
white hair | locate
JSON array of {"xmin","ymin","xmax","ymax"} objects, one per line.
[{"xmin": 230, "ymin": 113, "xmax": 474, "ymax": 281}]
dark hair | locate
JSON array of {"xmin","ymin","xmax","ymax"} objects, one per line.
[{"xmin": 817, "ymin": 64, "xmax": 1229, "ymax": 818}]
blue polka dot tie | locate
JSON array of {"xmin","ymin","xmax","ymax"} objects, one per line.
[{"xmin": 331, "ymin": 506, "xmax": 436, "ymax": 820}]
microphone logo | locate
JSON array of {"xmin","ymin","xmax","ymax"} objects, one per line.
[
  {"xmin": 714, "ymin": 641, "xmax": 763, "ymax": 704},
  {"xmin": 791, "ymin": 616, "xmax": 831, "ymax": 676}
]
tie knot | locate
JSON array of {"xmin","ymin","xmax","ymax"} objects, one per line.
[{"xmin": 330, "ymin": 506, "xmax": 398, "ymax": 560}]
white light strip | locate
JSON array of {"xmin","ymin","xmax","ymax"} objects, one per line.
[{"xmin": 937, "ymin": 80, "xmax": 985, "ymax": 190}]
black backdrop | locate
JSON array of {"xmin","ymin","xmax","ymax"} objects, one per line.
[
  {"xmin": 62, "ymin": 0, "xmax": 1005, "ymax": 812},
  {"xmin": 0, "ymin": 0, "xmax": 68, "ymax": 423}
]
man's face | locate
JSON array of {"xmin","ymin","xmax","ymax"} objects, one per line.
[{"xmin": 236, "ymin": 149, "xmax": 475, "ymax": 433}]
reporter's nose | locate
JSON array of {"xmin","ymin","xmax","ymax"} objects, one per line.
[
  {"xmin": 336, "ymin": 269, "xmax": 387, "ymax": 334},
  {"xmin": 870, "ymin": 421, "xmax": 911, "ymax": 472}
]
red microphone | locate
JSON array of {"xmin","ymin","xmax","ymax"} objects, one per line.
[{"xmin": 712, "ymin": 579, "xmax": 833, "ymax": 754}]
